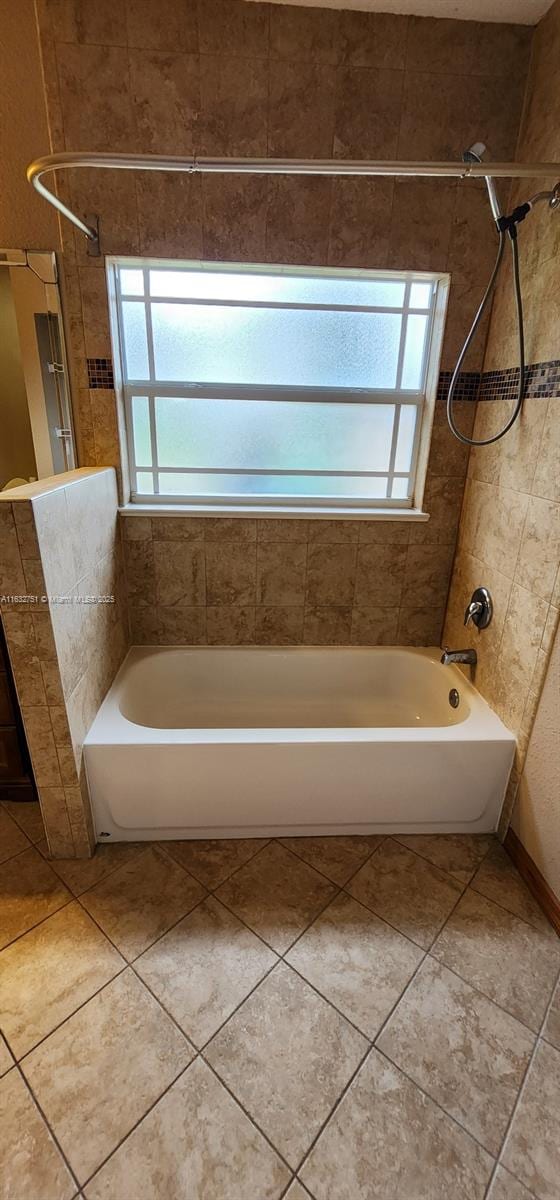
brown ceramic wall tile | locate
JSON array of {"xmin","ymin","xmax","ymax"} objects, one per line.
[
  {"xmin": 339, "ymin": 10, "xmax": 408, "ymax": 69},
  {"xmin": 129, "ymin": 50, "xmax": 199, "ymax": 156},
  {"xmin": 256, "ymin": 543, "xmax": 307, "ymax": 607},
  {"xmin": 305, "ymin": 544, "xmax": 357, "ymax": 607},
  {"xmin": 198, "ymin": 56, "xmax": 268, "ymax": 157},
  {"xmin": 303, "ymin": 606, "xmax": 352, "ymax": 646},
  {"xmin": 268, "ymin": 60, "xmax": 336, "ymax": 159},
  {"xmin": 328, "ymin": 178, "xmax": 393, "ymax": 268},
  {"xmin": 351, "ymin": 606, "xmax": 399, "ymax": 646},
  {"xmin": 202, "ymin": 176, "xmax": 268, "ymax": 261},
  {"xmin": 153, "ymin": 541, "xmax": 205, "ymax": 606},
  {"xmin": 269, "ymin": 4, "xmax": 340, "ymax": 65},
  {"xmin": 255, "ymin": 606, "xmax": 304, "ymax": 645},
  {"xmin": 265, "ymin": 177, "xmax": 332, "ymax": 265},
  {"xmin": 334, "ymin": 67, "xmax": 403, "ymax": 160},
  {"xmin": 197, "ymin": 0, "xmax": 268, "ymax": 59},
  {"xmin": 56, "ymin": 43, "xmax": 136, "ymax": 152},
  {"xmin": 126, "ymin": 0, "xmax": 198, "ymax": 53},
  {"xmin": 354, "ymin": 544, "xmax": 407, "ymax": 606},
  {"xmin": 205, "ymin": 544, "xmax": 256, "ymax": 606},
  {"xmin": 207, "ymin": 606, "xmax": 255, "ymax": 645},
  {"xmin": 136, "ymin": 174, "xmax": 203, "ymax": 258}
]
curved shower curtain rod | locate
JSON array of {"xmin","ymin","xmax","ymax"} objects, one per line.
[{"xmin": 27, "ymin": 150, "xmax": 560, "ymax": 254}]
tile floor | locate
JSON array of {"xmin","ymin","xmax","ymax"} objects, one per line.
[{"xmin": 1, "ymin": 801, "xmax": 559, "ymax": 1200}]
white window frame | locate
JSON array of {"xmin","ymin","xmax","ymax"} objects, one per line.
[{"xmin": 108, "ymin": 258, "xmax": 450, "ymax": 517}]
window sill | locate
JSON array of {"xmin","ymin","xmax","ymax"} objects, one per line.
[{"xmin": 119, "ymin": 503, "xmax": 430, "ymax": 522}]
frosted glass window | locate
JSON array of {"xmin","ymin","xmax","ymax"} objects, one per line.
[
  {"xmin": 149, "ymin": 269, "xmax": 406, "ymax": 308},
  {"xmin": 122, "ymin": 302, "xmax": 150, "ymax": 379},
  {"xmin": 152, "ymin": 304, "xmax": 402, "ymax": 389},
  {"xmin": 394, "ymin": 405, "xmax": 417, "ymax": 473},
  {"xmin": 155, "ymin": 397, "xmax": 395, "ymax": 473},
  {"xmin": 401, "ymin": 315, "xmax": 428, "ymax": 390},
  {"xmin": 114, "ymin": 259, "xmax": 445, "ymax": 510},
  {"xmin": 132, "ymin": 396, "xmax": 151, "ymax": 466},
  {"xmin": 410, "ymin": 282, "xmax": 432, "ymax": 309},
  {"xmin": 157, "ymin": 472, "xmax": 390, "ymax": 499},
  {"xmin": 120, "ymin": 269, "xmax": 144, "ymax": 296},
  {"xmin": 136, "ymin": 471, "xmax": 154, "ymax": 494}
]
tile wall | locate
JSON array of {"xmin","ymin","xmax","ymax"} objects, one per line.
[
  {"xmin": 444, "ymin": 0, "xmax": 560, "ymax": 829},
  {"xmin": 33, "ymin": 0, "xmax": 532, "ymax": 647},
  {"xmin": 0, "ymin": 469, "xmax": 127, "ymax": 856}
]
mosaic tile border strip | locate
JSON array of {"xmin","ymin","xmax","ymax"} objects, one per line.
[
  {"xmin": 87, "ymin": 358, "xmax": 114, "ymax": 389},
  {"xmin": 480, "ymin": 360, "xmax": 560, "ymax": 401},
  {"xmin": 87, "ymin": 359, "xmax": 560, "ymax": 399}
]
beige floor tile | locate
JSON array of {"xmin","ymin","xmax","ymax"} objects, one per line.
[
  {"xmin": 471, "ymin": 842, "xmax": 556, "ymax": 939},
  {"xmin": 84, "ymin": 1058, "xmax": 290, "ymax": 1200},
  {"xmin": 300, "ymin": 1048, "xmax": 493, "ymax": 1200},
  {"xmin": 0, "ymin": 806, "xmax": 30, "ymax": 863},
  {"xmin": 1, "ymin": 799, "xmax": 45, "ymax": 843},
  {"xmin": 487, "ymin": 1166, "xmax": 535, "ymax": 1199},
  {"xmin": 432, "ymin": 889, "xmax": 560, "ymax": 1032},
  {"xmin": 394, "ymin": 834, "xmax": 493, "ymax": 884},
  {"xmin": 502, "ymin": 1039, "xmax": 560, "ymax": 1200},
  {"xmin": 346, "ymin": 839, "xmax": 463, "ymax": 949},
  {"xmin": 80, "ymin": 846, "xmax": 206, "ymax": 960},
  {"xmin": 285, "ymin": 1183, "xmax": 311, "ymax": 1199},
  {"xmin": 22, "ymin": 969, "xmax": 193, "ymax": 1184},
  {"xmin": 542, "ymin": 978, "xmax": 560, "ymax": 1050},
  {"xmin": 0, "ymin": 1036, "xmax": 13, "ymax": 1077},
  {"xmin": 136, "ymin": 896, "xmax": 277, "ymax": 1047},
  {"xmin": 215, "ymin": 842, "xmax": 336, "ymax": 954},
  {"xmin": 1, "ymin": 1068, "xmax": 75, "ymax": 1200},
  {"xmin": 206, "ymin": 962, "xmax": 367, "ymax": 1168},
  {"xmin": 47, "ymin": 841, "xmax": 147, "ymax": 896},
  {"xmin": 286, "ymin": 892, "xmax": 422, "ymax": 1038},
  {"xmin": 0, "ymin": 847, "xmax": 71, "ymax": 950},
  {"xmin": 0, "ymin": 902, "xmax": 124, "ymax": 1058},
  {"xmin": 163, "ymin": 837, "xmax": 269, "ymax": 889},
  {"xmin": 377, "ymin": 958, "xmax": 535, "ymax": 1155},
  {"xmin": 279, "ymin": 835, "xmax": 384, "ymax": 885}
]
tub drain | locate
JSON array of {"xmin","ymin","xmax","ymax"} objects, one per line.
[{"xmin": 449, "ymin": 688, "xmax": 460, "ymax": 709}]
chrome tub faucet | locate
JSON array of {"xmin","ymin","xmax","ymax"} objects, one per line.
[{"xmin": 440, "ymin": 648, "xmax": 477, "ymax": 667}]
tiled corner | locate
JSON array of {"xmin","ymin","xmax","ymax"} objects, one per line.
[
  {"xmin": 0, "ymin": 1069, "xmax": 76, "ymax": 1200},
  {"xmin": 346, "ymin": 838, "xmax": 463, "ymax": 949},
  {"xmin": 502, "ymin": 1039, "xmax": 560, "ymax": 1200},
  {"xmin": 431, "ymin": 888, "xmax": 560, "ymax": 1032},
  {"xmin": 376, "ymin": 957, "xmax": 535, "ymax": 1155},
  {"xmin": 205, "ymin": 963, "xmax": 367, "ymax": 1168},
  {"xmin": 286, "ymin": 891, "xmax": 423, "ymax": 1038},
  {"xmin": 215, "ymin": 841, "xmax": 336, "ymax": 954},
  {"xmin": 300, "ymin": 1049, "xmax": 493, "ymax": 1200},
  {"xmin": 21, "ymin": 970, "xmax": 193, "ymax": 1184},
  {"xmin": 0, "ymin": 806, "xmax": 30, "ymax": 863},
  {"xmin": 162, "ymin": 837, "xmax": 269, "ymax": 890},
  {"xmin": 135, "ymin": 896, "xmax": 277, "ymax": 1047},
  {"xmin": 84, "ymin": 1058, "xmax": 290, "ymax": 1200},
  {"xmin": 0, "ymin": 847, "xmax": 71, "ymax": 950},
  {"xmin": 471, "ymin": 842, "xmax": 558, "ymax": 939},
  {"xmin": 0, "ymin": 902, "xmax": 124, "ymax": 1058},
  {"xmin": 394, "ymin": 834, "xmax": 493, "ymax": 884},
  {"xmin": 279, "ymin": 834, "xmax": 384, "ymax": 886},
  {"xmin": 79, "ymin": 846, "xmax": 206, "ymax": 960}
]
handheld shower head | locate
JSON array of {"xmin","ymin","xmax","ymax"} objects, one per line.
[{"xmin": 462, "ymin": 142, "xmax": 502, "ymax": 224}]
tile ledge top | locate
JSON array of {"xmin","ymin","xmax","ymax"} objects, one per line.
[
  {"xmin": 0, "ymin": 468, "xmax": 115, "ymax": 503},
  {"xmin": 119, "ymin": 504, "xmax": 431, "ymax": 522}
]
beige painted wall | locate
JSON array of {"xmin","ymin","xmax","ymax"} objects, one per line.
[
  {"xmin": 0, "ymin": 0, "xmax": 59, "ymax": 249},
  {"xmin": 444, "ymin": 0, "xmax": 560, "ymax": 832},
  {"xmin": 0, "ymin": 271, "xmax": 37, "ymax": 487},
  {"xmin": 511, "ymin": 623, "xmax": 560, "ymax": 896}
]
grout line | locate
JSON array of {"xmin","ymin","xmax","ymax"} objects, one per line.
[
  {"xmin": 482, "ymin": 956, "xmax": 560, "ymax": 1200},
  {"xmin": 13, "ymin": 1061, "xmax": 82, "ymax": 1195}
]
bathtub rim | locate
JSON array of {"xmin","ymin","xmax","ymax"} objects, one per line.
[{"xmin": 84, "ymin": 644, "xmax": 516, "ymax": 749}]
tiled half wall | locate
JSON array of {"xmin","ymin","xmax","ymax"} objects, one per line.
[{"xmin": 0, "ymin": 469, "xmax": 128, "ymax": 857}]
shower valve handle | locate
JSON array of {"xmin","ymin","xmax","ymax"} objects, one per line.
[{"xmin": 463, "ymin": 587, "xmax": 493, "ymax": 631}]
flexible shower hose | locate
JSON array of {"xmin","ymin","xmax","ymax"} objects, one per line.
[{"xmin": 447, "ymin": 229, "xmax": 525, "ymax": 446}]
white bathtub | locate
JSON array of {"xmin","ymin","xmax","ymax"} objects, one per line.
[{"xmin": 84, "ymin": 646, "xmax": 515, "ymax": 841}]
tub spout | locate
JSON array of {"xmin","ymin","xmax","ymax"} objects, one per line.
[{"xmin": 440, "ymin": 648, "xmax": 477, "ymax": 667}]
